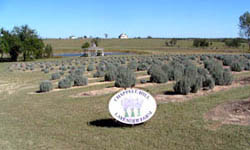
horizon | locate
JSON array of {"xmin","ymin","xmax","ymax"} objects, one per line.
[{"xmin": 0, "ymin": 0, "xmax": 249, "ymax": 38}]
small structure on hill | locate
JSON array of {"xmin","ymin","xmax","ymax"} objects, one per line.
[
  {"xmin": 69, "ymin": 36, "xmax": 77, "ymax": 39},
  {"xmin": 82, "ymin": 43, "xmax": 104, "ymax": 57},
  {"xmin": 119, "ymin": 33, "xmax": 128, "ymax": 39}
]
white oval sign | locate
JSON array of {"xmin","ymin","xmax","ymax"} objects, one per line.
[{"xmin": 109, "ymin": 88, "xmax": 157, "ymax": 125}]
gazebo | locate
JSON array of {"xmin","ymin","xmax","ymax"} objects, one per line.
[{"xmin": 82, "ymin": 43, "xmax": 104, "ymax": 57}]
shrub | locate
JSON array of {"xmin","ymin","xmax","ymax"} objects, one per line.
[
  {"xmin": 93, "ymin": 70, "xmax": 105, "ymax": 78},
  {"xmin": 184, "ymin": 65, "xmax": 197, "ymax": 79},
  {"xmin": 96, "ymin": 63, "xmax": 106, "ymax": 72},
  {"xmin": 51, "ymin": 72, "xmax": 61, "ymax": 80},
  {"xmin": 174, "ymin": 78, "xmax": 191, "ymax": 95},
  {"xmin": 244, "ymin": 61, "xmax": 250, "ymax": 70},
  {"xmin": 59, "ymin": 71, "xmax": 64, "ymax": 76},
  {"xmin": 39, "ymin": 80, "xmax": 53, "ymax": 92},
  {"xmin": 115, "ymin": 67, "xmax": 136, "ymax": 88},
  {"xmin": 174, "ymin": 76, "xmax": 203, "ymax": 95},
  {"xmin": 161, "ymin": 64, "xmax": 172, "ymax": 74},
  {"xmin": 104, "ymin": 66, "xmax": 117, "ymax": 81},
  {"xmin": 74, "ymin": 75, "xmax": 88, "ymax": 86},
  {"xmin": 74, "ymin": 69, "xmax": 84, "ymax": 76},
  {"xmin": 222, "ymin": 56, "xmax": 233, "ymax": 66},
  {"xmin": 87, "ymin": 64, "xmax": 94, "ymax": 71},
  {"xmin": 197, "ymin": 68, "xmax": 215, "ymax": 90},
  {"xmin": 162, "ymin": 62, "xmax": 184, "ymax": 81},
  {"xmin": 223, "ymin": 69, "xmax": 233, "ymax": 85},
  {"xmin": 211, "ymin": 69, "xmax": 224, "ymax": 85},
  {"xmin": 78, "ymin": 66, "xmax": 85, "ymax": 72},
  {"xmin": 60, "ymin": 66, "xmax": 67, "ymax": 71},
  {"xmin": 58, "ymin": 78, "xmax": 72, "ymax": 89},
  {"xmin": 200, "ymin": 56, "xmax": 208, "ymax": 61},
  {"xmin": 44, "ymin": 69, "xmax": 49, "ymax": 74},
  {"xmin": 150, "ymin": 67, "xmax": 168, "ymax": 83},
  {"xmin": 137, "ymin": 63, "xmax": 148, "ymax": 71},
  {"xmin": 147, "ymin": 64, "xmax": 158, "ymax": 75},
  {"xmin": 197, "ymin": 68, "xmax": 209, "ymax": 78},
  {"xmin": 128, "ymin": 61, "xmax": 138, "ymax": 71},
  {"xmin": 203, "ymin": 60, "xmax": 232, "ymax": 85},
  {"xmin": 190, "ymin": 76, "xmax": 203, "ymax": 93},
  {"xmin": 230, "ymin": 61, "xmax": 243, "ymax": 72},
  {"xmin": 203, "ymin": 75, "xmax": 215, "ymax": 90}
]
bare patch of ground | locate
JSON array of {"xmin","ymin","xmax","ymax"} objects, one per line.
[
  {"xmin": 235, "ymin": 76, "xmax": 250, "ymax": 85},
  {"xmin": 72, "ymin": 87, "xmax": 122, "ymax": 97},
  {"xmin": 72, "ymin": 82, "xmax": 169, "ymax": 98},
  {"xmin": 232, "ymin": 70, "xmax": 250, "ymax": 75},
  {"xmin": 204, "ymin": 99, "xmax": 250, "ymax": 126},
  {"xmin": 137, "ymin": 75, "xmax": 150, "ymax": 79},
  {"xmin": 0, "ymin": 83, "xmax": 20, "ymax": 95}
]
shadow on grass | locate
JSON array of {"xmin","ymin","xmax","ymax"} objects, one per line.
[
  {"xmin": 164, "ymin": 91, "xmax": 179, "ymax": 95},
  {"xmin": 88, "ymin": 118, "xmax": 143, "ymax": 128},
  {"xmin": 0, "ymin": 58, "xmax": 13, "ymax": 62}
]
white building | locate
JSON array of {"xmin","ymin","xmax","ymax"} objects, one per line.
[
  {"xmin": 119, "ymin": 33, "xmax": 128, "ymax": 39},
  {"xmin": 69, "ymin": 36, "xmax": 77, "ymax": 39}
]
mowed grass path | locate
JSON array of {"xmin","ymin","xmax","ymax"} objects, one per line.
[{"xmin": 0, "ymin": 63, "xmax": 250, "ymax": 150}]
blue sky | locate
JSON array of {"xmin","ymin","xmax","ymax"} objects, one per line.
[{"xmin": 0, "ymin": 0, "xmax": 249, "ymax": 38}]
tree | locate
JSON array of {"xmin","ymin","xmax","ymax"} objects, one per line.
[
  {"xmin": 0, "ymin": 25, "xmax": 46, "ymax": 61},
  {"xmin": 1, "ymin": 28, "xmax": 21, "ymax": 61},
  {"xmin": 91, "ymin": 38, "xmax": 100, "ymax": 46},
  {"xmin": 225, "ymin": 38, "xmax": 241, "ymax": 48},
  {"xmin": 239, "ymin": 11, "xmax": 250, "ymax": 50},
  {"xmin": 169, "ymin": 38, "xmax": 177, "ymax": 46},
  {"xmin": 193, "ymin": 39, "xmax": 209, "ymax": 47},
  {"xmin": 0, "ymin": 32, "xmax": 9, "ymax": 58},
  {"xmin": 12, "ymin": 25, "xmax": 44, "ymax": 61},
  {"xmin": 165, "ymin": 39, "xmax": 177, "ymax": 47},
  {"xmin": 44, "ymin": 44, "xmax": 53, "ymax": 58},
  {"xmin": 82, "ymin": 42, "xmax": 90, "ymax": 49}
]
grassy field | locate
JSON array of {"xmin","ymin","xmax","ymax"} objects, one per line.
[
  {"xmin": 44, "ymin": 39, "xmax": 249, "ymax": 55},
  {"xmin": 0, "ymin": 57, "xmax": 250, "ymax": 150}
]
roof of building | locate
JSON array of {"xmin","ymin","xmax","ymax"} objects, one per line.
[{"xmin": 84, "ymin": 43, "xmax": 104, "ymax": 51}]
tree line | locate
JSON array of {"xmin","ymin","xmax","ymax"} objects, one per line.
[{"xmin": 0, "ymin": 25, "xmax": 53, "ymax": 61}]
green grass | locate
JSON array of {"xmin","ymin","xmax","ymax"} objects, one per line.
[
  {"xmin": 44, "ymin": 39, "xmax": 249, "ymax": 55},
  {"xmin": 0, "ymin": 62, "xmax": 250, "ymax": 150}
]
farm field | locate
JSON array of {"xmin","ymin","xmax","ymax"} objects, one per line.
[
  {"xmin": 0, "ymin": 54, "xmax": 250, "ymax": 149},
  {"xmin": 1, "ymin": 0, "xmax": 250, "ymax": 149},
  {"xmin": 43, "ymin": 39, "xmax": 249, "ymax": 55}
]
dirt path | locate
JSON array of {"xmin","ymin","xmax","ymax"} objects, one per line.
[
  {"xmin": 204, "ymin": 99, "xmax": 250, "ymax": 126},
  {"xmin": 71, "ymin": 82, "xmax": 169, "ymax": 98}
]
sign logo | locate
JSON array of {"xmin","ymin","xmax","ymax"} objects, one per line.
[{"xmin": 109, "ymin": 88, "xmax": 157, "ymax": 125}]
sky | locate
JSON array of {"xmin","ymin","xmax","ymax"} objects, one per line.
[{"xmin": 0, "ymin": 0, "xmax": 249, "ymax": 38}]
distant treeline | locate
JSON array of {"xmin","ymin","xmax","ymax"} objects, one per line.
[
  {"xmin": 43, "ymin": 37, "xmax": 249, "ymax": 43},
  {"xmin": 150, "ymin": 38, "xmax": 248, "ymax": 43}
]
